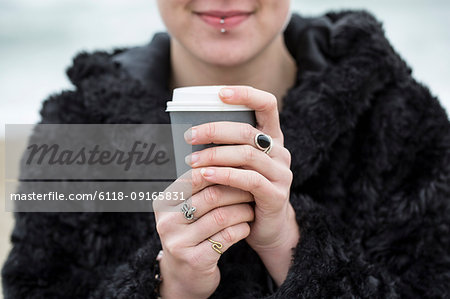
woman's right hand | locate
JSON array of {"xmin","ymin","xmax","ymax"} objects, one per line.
[{"xmin": 153, "ymin": 169, "xmax": 255, "ymax": 299}]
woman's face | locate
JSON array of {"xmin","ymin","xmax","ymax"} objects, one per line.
[{"xmin": 156, "ymin": 0, "xmax": 292, "ymax": 67}]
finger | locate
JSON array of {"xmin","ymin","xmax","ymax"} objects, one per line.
[
  {"xmin": 175, "ymin": 185, "xmax": 254, "ymax": 225},
  {"xmin": 186, "ymin": 144, "xmax": 287, "ymax": 181},
  {"xmin": 218, "ymin": 86, "xmax": 283, "ymax": 141},
  {"xmin": 156, "ymin": 250, "xmax": 164, "ymax": 261},
  {"xmin": 185, "ymin": 121, "xmax": 282, "ymax": 150},
  {"xmin": 194, "ymin": 222, "xmax": 251, "ymax": 264},
  {"xmin": 153, "ymin": 168, "xmax": 215, "ymax": 215},
  {"xmin": 200, "ymin": 167, "xmax": 285, "ymax": 211},
  {"xmin": 184, "ymin": 203, "xmax": 254, "ymax": 245}
]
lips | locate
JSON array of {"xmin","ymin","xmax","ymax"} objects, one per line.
[{"xmin": 195, "ymin": 10, "xmax": 253, "ymax": 30}]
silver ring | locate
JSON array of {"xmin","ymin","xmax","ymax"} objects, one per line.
[
  {"xmin": 181, "ymin": 200, "xmax": 197, "ymax": 221},
  {"xmin": 254, "ymin": 133, "xmax": 273, "ymax": 154}
]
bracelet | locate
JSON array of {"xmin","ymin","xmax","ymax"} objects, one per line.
[{"xmin": 154, "ymin": 250, "xmax": 163, "ymax": 298}]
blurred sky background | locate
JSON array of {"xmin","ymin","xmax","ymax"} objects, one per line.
[{"xmin": 1, "ymin": 0, "xmax": 450, "ymax": 137}]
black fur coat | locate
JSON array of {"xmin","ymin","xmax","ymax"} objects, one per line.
[{"xmin": 2, "ymin": 10, "xmax": 450, "ymax": 298}]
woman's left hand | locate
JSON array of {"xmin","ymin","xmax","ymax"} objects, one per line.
[{"xmin": 184, "ymin": 86, "xmax": 300, "ymax": 285}]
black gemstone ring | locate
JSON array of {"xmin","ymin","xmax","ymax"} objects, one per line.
[{"xmin": 254, "ymin": 133, "xmax": 273, "ymax": 154}]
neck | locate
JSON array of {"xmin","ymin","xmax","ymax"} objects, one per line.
[{"xmin": 169, "ymin": 34, "xmax": 297, "ymax": 111}]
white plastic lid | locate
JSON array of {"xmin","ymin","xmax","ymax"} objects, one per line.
[{"xmin": 166, "ymin": 85, "xmax": 254, "ymax": 112}]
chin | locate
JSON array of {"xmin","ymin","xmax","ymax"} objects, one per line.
[
  {"xmin": 201, "ymin": 51, "xmax": 251, "ymax": 67},
  {"xmin": 194, "ymin": 39, "xmax": 257, "ymax": 67}
]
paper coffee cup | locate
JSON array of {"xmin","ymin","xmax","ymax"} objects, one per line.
[{"xmin": 166, "ymin": 85, "xmax": 256, "ymax": 177}]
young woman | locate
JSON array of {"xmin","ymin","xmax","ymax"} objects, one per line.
[{"xmin": 3, "ymin": 0, "xmax": 449, "ymax": 298}]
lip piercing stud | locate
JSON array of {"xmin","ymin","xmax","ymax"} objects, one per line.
[{"xmin": 220, "ymin": 17, "xmax": 226, "ymax": 33}]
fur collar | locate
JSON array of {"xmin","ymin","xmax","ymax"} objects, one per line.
[{"xmin": 61, "ymin": 10, "xmax": 412, "ymax": 187}]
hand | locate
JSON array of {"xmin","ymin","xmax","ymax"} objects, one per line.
[
  {"xmin": 153, "ymin": 169, "xmax": 255, "ymax": 299},
  {"xmin": 184, "ymin": 86, "xmax": 300, "ymax": 285}
]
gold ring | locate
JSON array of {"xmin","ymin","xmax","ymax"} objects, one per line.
[{"xmin": 207, "ymin": 238, "xmax": 223, "ymax": 255}]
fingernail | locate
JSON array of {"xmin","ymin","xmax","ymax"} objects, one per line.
[
  {"xmin": 219, "ymin": 88, "xmax": 234, "ymax": 99},
  {"xmin": 185, "ymin": 153, "xmax": 199, "ymax": 166},
  {"xmin": 200, "ymin": 168, "xmax": 215, "ymax": 177},
  {"xmin": 184, "ymin": 128, "xmax": 197, "ymax": 143},
  {"xmin": 156, "ymin": 250, "xmax": 163, "ymax": 261}
]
